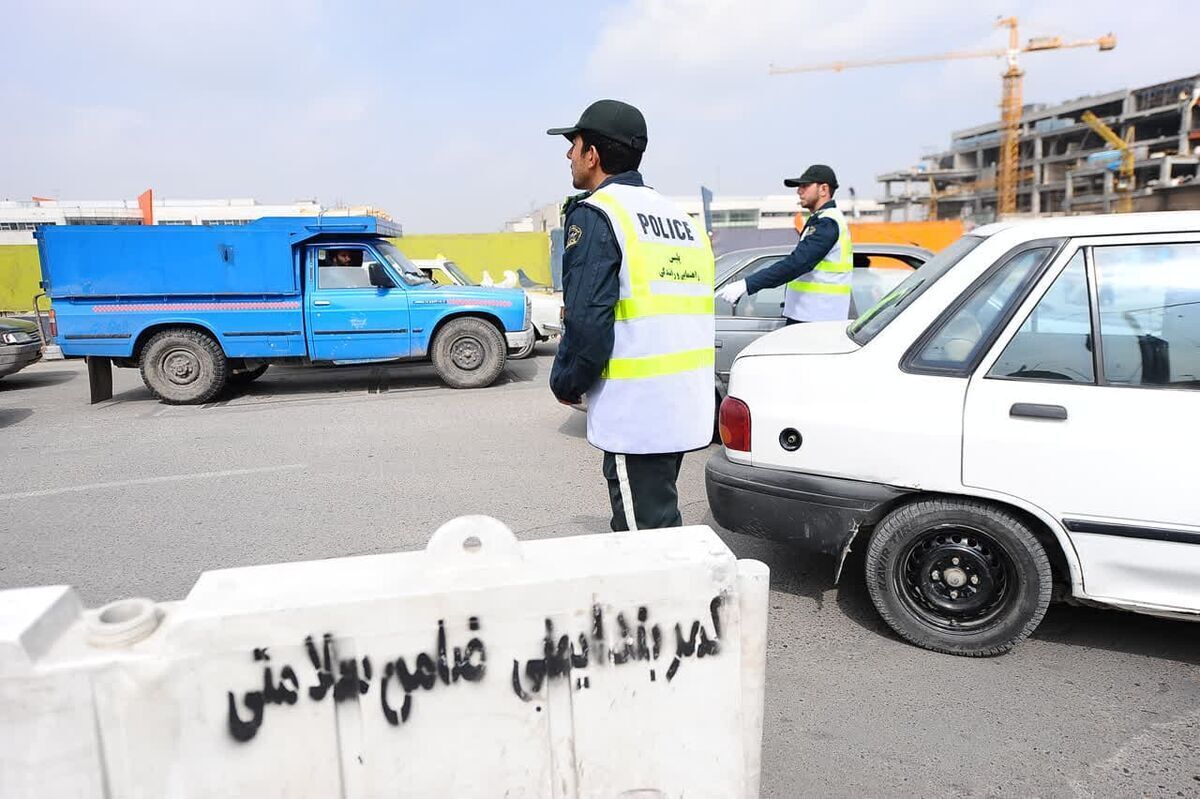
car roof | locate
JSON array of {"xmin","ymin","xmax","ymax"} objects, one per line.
[
  {"xmin": 973, "ymin": 210, "xmax": 1200, "ymax": 240},
  {"xmin": 716, "ymin": 243, "xmax": 933, "ymax": 282},
  {"xmin": 718, "ymin": 242, "xmax": 933, "ymax": 261}
]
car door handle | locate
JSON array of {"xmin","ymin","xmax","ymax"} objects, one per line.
[
  {"xmin": 1009, "ymin": 403, "xmax": 1067, "ymax": 420},
  {"xmin": 715, "ymin": 339, "xmax": 724, "ymax": 348},
  {"xmin": 313, "ymin": 300, "xmax": 331, "ymax": 306}
]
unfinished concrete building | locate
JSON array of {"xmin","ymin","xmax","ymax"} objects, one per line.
[{"xmin": 878, "ymin": 74, "xmax": 1200, "ymax": 223}]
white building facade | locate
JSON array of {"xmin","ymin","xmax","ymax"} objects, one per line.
[
  {"xmin": 506, "ymin": 194, "xmax": 883, "ymax": 234},
  {"xmin": 0, "ymin": 197, "xmax": 334, "ymax": 245}
]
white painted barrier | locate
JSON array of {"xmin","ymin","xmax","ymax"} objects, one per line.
[{"xmin": 0, "ymin": 516, "xmax": 769, "ymax": 798}]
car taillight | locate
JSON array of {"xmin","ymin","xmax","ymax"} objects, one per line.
[
  {"xmin": 719, "ymin": 396, "xmax": 751, "ymax": 452},
  {"xmin": 47, "ymin": 310, "xmax": 58, "ymax": 339}
]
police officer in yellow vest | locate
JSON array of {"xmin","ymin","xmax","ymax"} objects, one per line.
[
  {"xmin": 547, "ymin": 99, "xmax": 715, "ymax": 532},
  {"xmin": 717, "ymin": 165, "xmax": 854, "ymax": 323}
]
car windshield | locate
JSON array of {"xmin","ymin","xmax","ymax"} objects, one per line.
[
  {"xmin": 376, "ymin": 241, "xmax": 432, "ymax": 285},
  {"xmin": 715, "ymin": 250, "xmax": 754, "ymax": 284},
  {"xmin": 444, "ymin": 261, "xmax": 476, "ymax": 286},
  {"xmin": 848, "ymin": 235, "xmax": 984, "ymax": 345}
]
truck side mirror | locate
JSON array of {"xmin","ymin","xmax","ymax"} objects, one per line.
[{"xmin": 368, "ymin": 262, "xmax": 395, "ymax": 289}]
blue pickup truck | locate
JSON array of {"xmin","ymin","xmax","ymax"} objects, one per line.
[{"xmin": 36, "ymin": 217, "xmax": 533, "ymax": 403}]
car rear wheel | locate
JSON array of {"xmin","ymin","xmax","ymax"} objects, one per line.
[
  {"xmin": 864, "ymin": 498, "xmax": 1051, "ymax": 657},
  {"xmin": 431, "ymin": 317, "xmax": 507, "ymax": 388}
]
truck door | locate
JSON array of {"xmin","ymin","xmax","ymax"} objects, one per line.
[{"xmin": 306, "ymin": 245, "xmax": 412, "ymax": 361}]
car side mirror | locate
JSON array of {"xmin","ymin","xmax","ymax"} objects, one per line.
[{"xmin": 368, "ymin": 262, "xmax": 395, "ymax": 289}]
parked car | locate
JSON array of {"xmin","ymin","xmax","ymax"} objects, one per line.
[
  {"xmin": 714, "ymin": 244, "xmax": 931, "ymax": 401},
  {"xmin": 706, "ymin": 212, "xmax": 1200, "ymax": 656},
  {"xmin": 413, "ymin": 257, "xmax": 562, "ymax": 359},
  {"xmin": 0, "ymin": 317, "xmax": 42, "ymax": 379}
]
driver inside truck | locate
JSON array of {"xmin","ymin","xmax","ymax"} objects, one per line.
[{"xmin": 332, "ymin": 249, "xmax": 358, "ymax": 266}]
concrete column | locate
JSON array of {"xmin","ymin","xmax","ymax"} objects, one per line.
[
  {"xmin": 1103, "ymin": 171, "xmax": 1114, "ymax": 213},
  {"xmin": 1031, "ymin": 137, "xmax": 1043, "ymax": 215},
  {"xmin": 1064, "ymin": 169, "xmax": 1074, "ymax": 213}
]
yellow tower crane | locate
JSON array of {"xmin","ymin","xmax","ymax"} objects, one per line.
[
  {"xmin": 1080, "ymin": 110, "xmax": 1135, "ymax": 213},
  {"xmin": 769, "ymin": 17, "xmax": 1116, "ymax": 218}
]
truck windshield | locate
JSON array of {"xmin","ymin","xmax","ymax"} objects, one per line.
[
  {"xmin": 376, "ymin": 241, "xmax": 432, "ymax": 285},
  {"xmin": 444, "ymin": 261, "xmax": 476, "ymax": 286},
  {"xmin": 848, "ymin": 235, "xmax": 984, "ymax": 345}
]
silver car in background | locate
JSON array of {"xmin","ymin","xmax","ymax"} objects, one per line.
[{"xmin": 713, "ymin": 243, "xmax": 932, "ymax": 399}]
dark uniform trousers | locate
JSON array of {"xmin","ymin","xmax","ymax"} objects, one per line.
[{"xmin": 601, "ymin": 451, "xmax": 686, "ymax": 531}]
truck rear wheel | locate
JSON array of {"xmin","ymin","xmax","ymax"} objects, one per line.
[
  {"xmin": 431, "ymin": 317, "xmax": 506, "ymax": 389},
  {"xmin": 864, "ymin": 498, "xmax": 1052, "ymax": 657},
  {"xmin": 139, "ymin": 328, "xmax": 229, "ymax": 404}
]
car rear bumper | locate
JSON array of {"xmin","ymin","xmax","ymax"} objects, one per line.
[
  {"xmin": 704, "ymin": 449, "xmax": 911, "ymax": 556},
  {"xmin": 506, "ymin": 326, "xmax": 535, "ymax": 351},
  {"xmin": 0, "ymin": 342, "xmax": 43, "ymax": 377}
]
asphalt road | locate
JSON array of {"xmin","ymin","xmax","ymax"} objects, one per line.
[{"xmin": 1, "ymin": 351, "xmax": 1197, "ymax": 797}]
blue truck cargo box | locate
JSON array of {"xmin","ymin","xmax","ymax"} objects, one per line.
[{"xmin": 37, "ymin": 216, "xmax": 403, "ymax": 299}]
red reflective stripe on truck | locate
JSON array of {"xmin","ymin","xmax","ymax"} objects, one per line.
[
  {"xmin": 446, "ymin": 298, "xmax": 512, "ymax": 308},
  {"xmin": 91, "ymin": 302, "xmax": 302, "ymax": 313}
]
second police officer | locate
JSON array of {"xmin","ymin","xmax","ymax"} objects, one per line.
[{"xmin": 717, "ymin": 164, "xmax": 855, "ymax": 324}]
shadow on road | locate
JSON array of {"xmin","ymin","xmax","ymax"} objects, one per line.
[
  {"xmin": 704, "ymin": 510, "xmax": 1200, "ymax": 664},
  {"xmin": 0, "ymin": 407, "xmax": 33, "ymax": 428},
  {"xmin": 89, "ymin": 354, "xmax": 549, "ymax": 408},
  {"xmin": 0, "ymin": 369, "xmax": 77, "ymax": 392},
  {"xmin": 556, "ymin": 410, "xmax": 587, "ymax": 439}
]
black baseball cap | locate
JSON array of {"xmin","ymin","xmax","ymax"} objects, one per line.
[
  {"xmin": 784, "ymin": 164, "xmax": 838, "ymax": 189},
  {"xmin": 547, "ymin": 99, "xmax": 648, "ymax": 152}
]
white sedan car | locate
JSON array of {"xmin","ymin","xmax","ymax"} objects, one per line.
[
  {"xmin": 413, "ymin": 258, "xmax": 561, "ymax": 359},
  {"xmin": 706, "ymin": 211, "xmax": 1200, "ymax": 656}
]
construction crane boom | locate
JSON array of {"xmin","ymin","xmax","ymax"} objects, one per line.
[
  {"xmin": 1081, "ymin": 111, "xmax": 1135, "ymax": 213},
  {"xmin": 767, "ymin": 37, "xmax": 1114, "ymax": 75},
  {"xmin": 770, "ymin": 17, "xmax": 1116, "ymax": 219}
]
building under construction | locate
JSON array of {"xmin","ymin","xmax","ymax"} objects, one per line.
[{"xmin": 878, "ymin": 74, "xmax": 1200, "ymax": 223}]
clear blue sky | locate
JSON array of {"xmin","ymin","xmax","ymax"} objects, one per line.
[{"xmin": 3, "ymin": 0, "xmax": 1194, "ymax": 232}]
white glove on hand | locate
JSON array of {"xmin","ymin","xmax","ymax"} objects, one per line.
[{"xmin": 717, "ymin": 279, "xmax": 747, "ymax": 304}]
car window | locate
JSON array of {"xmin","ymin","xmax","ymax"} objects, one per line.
[
  {"xmin": 909, "ymin": 246, "xmax": 1052, "ymax": 372},
  {"xmin": 715, "ymin": 256, "xmax": 785, "ymax": 317},
  {"xmin": 317, "ymin": 248, "xmax": 374, "ymax": 289},
  {"xmin": 849, "ymin": 236, "xmax": 983, "ymax": 345},
  {"xmin": 1094, "ymin": 242, "xmax": 1200, "ymax": 389},
  {"xmin": 852, "ymin": 259, "xmax": 917, "ymax": 320},
  {"xmin": 988, "ymin": 251, "xmax": 1094, "ymax": 383},
  {"xmin": 714, "ymin": 251, "xmax": 745, "ymax": 283}
]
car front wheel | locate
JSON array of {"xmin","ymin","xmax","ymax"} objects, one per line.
[{"xmin": 864, "ymin": 498, "xmax": 1051, "ymax": 657}]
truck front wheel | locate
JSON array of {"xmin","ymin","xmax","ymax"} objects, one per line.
[
  {"xmin": 864, "ymin": 498, "xmax": 1052, "ymax": 657},
  {"xmin": 139, "ymin": 328, "xmax": 229, "ymax": 404},
  {"xmin": 431, "ymin": 317, "xmax": 506, "ymax": 388}
]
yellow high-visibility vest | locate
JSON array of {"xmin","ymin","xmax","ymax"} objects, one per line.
[
  {"xmin": 579, "ymin": 182, "xmax": 716, "ymax": 454},
  {"xmin": 784, "ymin": 205, "xmax": 854, "ymax": 321}
]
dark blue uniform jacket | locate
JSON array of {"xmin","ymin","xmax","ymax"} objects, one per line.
[
  {"xmin": 549, "ymin": 170, "xmax": 644, "ymax": 404},
  {"xmin": 744, "ymin": 199, "xmax": 840, "ymax": 295}
]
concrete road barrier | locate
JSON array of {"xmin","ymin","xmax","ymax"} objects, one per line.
[{"xmin": 0, "ymin": 516, "xmax": 769, "ymax": 798}]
